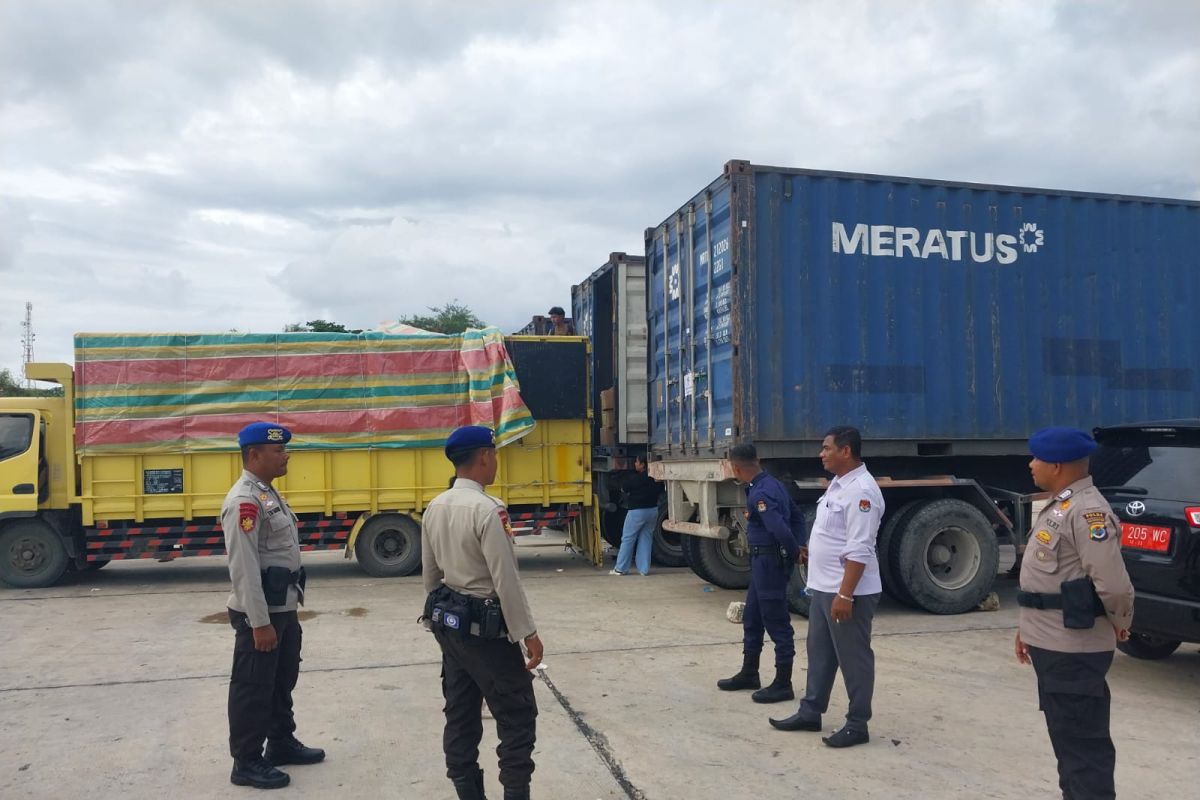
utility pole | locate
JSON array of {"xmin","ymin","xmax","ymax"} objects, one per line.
[{"xmin": 21, "ymin": 301, "xmax": 35, "ymax": 389}]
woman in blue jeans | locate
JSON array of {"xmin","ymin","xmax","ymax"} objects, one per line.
[{"xmin": 610, "ymin": 456, "xmax": 663, "ymax": 576}]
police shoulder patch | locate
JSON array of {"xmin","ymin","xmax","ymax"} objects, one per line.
[
  {"xmin": 859, "ymin": 499, "xmax": 871, "ymax": 512},
  {"xmin": 1088, "ymin": 522, "xmax": 1109, "ymax": 541},
  {"xmin": 238, "ymin": 502, "xmax": 258, "ymax": 533},
  {"xmin": 497, "ymin": 507, "xmax": 514, "ymax": 538},
  {"xmin": 756, "ymin": 500, "xmax": 768, "ymax": 513},
  {"xmin": 1082, "ymin": 511, "xmax": 1107, "ymax": 524}
]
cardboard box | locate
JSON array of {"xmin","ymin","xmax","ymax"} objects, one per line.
[{"xmin": 599, "ymin": 426, "xmax": 617, "ymax": 447}]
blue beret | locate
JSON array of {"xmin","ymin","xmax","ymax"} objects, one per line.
[
  {"xmin": 444, "ymin": 425, "xmax": 496, "ymax": 458},
  {"xmin": 1029, "ymin": 427, "xmax": 1096, "ymax": 463},
  {"xmin": 238, "ymin": 422, "xmax": 292, "ymax": 448}
]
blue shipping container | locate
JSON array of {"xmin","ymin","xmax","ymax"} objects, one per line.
[{"xmin": 646, "ymin": 160, "xmax": 1200, "ymax": 458}]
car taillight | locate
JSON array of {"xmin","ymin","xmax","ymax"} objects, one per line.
[{"xmin": 1187, "ymin": 507, "xmax": 1200, "ymax": 528}]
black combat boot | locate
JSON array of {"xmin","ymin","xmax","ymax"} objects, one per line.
[
  {"xmin": 751, "ymin": 662, "xmax": 794, "ymax": 703},
  {"xmin": 265, "ymin": 734, "xmax": 326, "ymax": 766},
  {"xmin": 716, "ymin": 651, "xmax": 761, "ymax": 691},
  {"xmin": 503, "ymin": 786, "xmax": 530, "ymax": 800},
  {"xmin": 230, "ymin": 757, "xmax": 290, "ymax": 789},
  {"xmin": 452, "ymin": 766, "xmax": 487, "ymax": 800}
]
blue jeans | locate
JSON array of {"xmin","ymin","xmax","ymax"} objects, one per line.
[{"xmin": 615, "ymin": 507, "xmax": 657, "ymax": 575}]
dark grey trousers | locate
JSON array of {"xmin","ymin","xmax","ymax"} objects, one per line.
[{"xmin": 798, "ymin": 590, "xmax": 881, "ymax": 732}]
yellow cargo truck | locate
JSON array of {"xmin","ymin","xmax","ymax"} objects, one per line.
[{"xmin": 0, "ymin": 333, "xmax": 597, "ymax": 588}]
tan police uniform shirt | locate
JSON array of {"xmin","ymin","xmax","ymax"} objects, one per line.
[
  {"xmin": 421, "ymin": 478, "xmax": 536, "ymax": 643},
  {"xmin": 1018, "ymin": 476, "xmax": 1134, "ymax": 653},
  {"xmin": 221, "ymin": 469, "xmax": 303, "ymax": 628}
]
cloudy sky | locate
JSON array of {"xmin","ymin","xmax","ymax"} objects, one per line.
[{"xmin": 1, "ymin": 0, "xmax": 1197, "ymax": 381}]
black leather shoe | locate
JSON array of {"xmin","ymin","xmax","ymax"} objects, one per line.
[
  {"xmin": 231, "ymin": 757, "xmax": 290, "ymax": 789},
  {"xmin": 769, "ymin": 711, "xmax": 821, "ymax": 731},
  {"xmin": 503, "ymin": 786, "xmax": 530, "ymax": 800},
  {"xmin": 451, "ymin": 766, "xmax": 487, "ymax": 800},
  {"xmin": 822, "ymin": 727, "xmax": 870, "ymax": 748},
  {"xmin": 265, "ymin": 735, "xmax": 326, "ymax": 766}
]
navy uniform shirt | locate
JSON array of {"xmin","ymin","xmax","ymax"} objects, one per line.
[{"xmin": 746, "ymin": 472, "xmax": 801, "ymax": 560}]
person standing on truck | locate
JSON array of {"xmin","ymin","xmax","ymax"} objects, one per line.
[
  {"xmin": 771, "ymin": 426, "xmax": 883, "ymax": 748},
  {"xmin": 717, "ymin": 444, "xmax": 802, "ymax": 704},
  {"xmin": 542, "ymin": 306, "xmax": 575, "ymax": 336},
  {"xmin": 1014, "ymin": 427, "xmax": 1134, "ymax": 800},
  {"xmin": 609, "ymin": 455, "xmax": 662, "ymax": 576},
  {"xmin": 422, "ymin": 425, "xmax": 543, "ymax": 800},
  {"xmin": 222, "ymin": 422, "xmax": 325, "ymax": 790}
]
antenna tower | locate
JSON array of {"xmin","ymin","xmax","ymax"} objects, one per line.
[{"xmin": 20, "ymin": 302, "xmax": 35, "ymax": 388}]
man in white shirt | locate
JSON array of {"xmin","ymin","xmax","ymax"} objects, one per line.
[{"xmin": 770, "ymin": 426, "xmax": 884, "ymax": 748}]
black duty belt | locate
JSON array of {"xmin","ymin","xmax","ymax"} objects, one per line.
[
  {"xmin": 1016, "ymin": 591, "xmax": 1063, "ymax": 610},
  {"xmin": 424, "ymin": 584, "xmax": 508, "ymax": 639},
  {"xmin": 749, "ymin": 545, "xmax": 786, "ymax": 557}
]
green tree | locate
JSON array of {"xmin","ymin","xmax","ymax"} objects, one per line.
[
  {"xmin": 399, "ymin": 302, "xmax": 486, "ymax": 334},
  {"xmin": 0, "ymin": 369, "xmax": 64, "ymax": 398},
  {"xmin": 285, "ymin": 319, "xmax": 363, "ymax": 334}
]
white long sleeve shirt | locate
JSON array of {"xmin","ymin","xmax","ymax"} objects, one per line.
[{"xmin": 806, "ymin": 463, "xmax": 885, "ymax": 595}]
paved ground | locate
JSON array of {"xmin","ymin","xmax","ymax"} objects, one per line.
[{"xmin": 2, "ymin": 537, "xmax": 1198, "ymax": 799}]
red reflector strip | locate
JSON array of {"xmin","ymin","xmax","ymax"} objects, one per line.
[{"xmin": 1186, "ymin": 507, "xmax": 1200, "ymax": 527}]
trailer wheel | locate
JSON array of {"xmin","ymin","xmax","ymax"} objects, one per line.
[
  {"xmin": 786, "ymin": 504, "xmax": 817, "ymax": 616},
  {"xmin": 680, "ymin": 533, "xmax": 711, "ymax": 582},
  {"xmin": 786, "ymin": 562, "xmax": 810, "ymax": 617},
  {"xmin": 0, "ymin": 520, "xmax": 69, "ymax": 588},
  {"xmin": 893, "ymin": 500, "xmax": 998, "ymax": 615},
  {"xmin": 651, "ymin": 507, "xmax": 686, "ymax": 567},
  {"xmin": 690, "ymin": 528, "xmax": 751, "ymax": 590},
  {"xmin": 599, "ymin": 508, "xmax": 625, "ymax": 549},
  {"xmin": 878, "ymin": 501, "xmax": 924, "ymax": 607},
  {"xmin": 354, "ymin": 514, "xmax": 422, "ymax": 577}
]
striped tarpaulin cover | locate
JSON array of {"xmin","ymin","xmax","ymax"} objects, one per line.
[{"xmin": 74, "ymin": 328, "xmax": 535, "ymax": 454}]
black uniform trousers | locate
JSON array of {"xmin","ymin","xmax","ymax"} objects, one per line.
[
  {"xmin": 227, "ymin": 609, "xmax": 302, "ymax": 761},
  {"xmin": 742, "ymin": 554, "xmax": 795, "ymax": 664},
  {"xmin": 434, "ymin": 627, "xmax": 538, "ymax": 790},
  {"xmin": 1028, "ymin": 646, "xmax": 1116, "ymax": 800}
]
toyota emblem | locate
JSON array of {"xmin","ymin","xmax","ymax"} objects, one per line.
[{"xmin": 1126, "ymin": 500, "xmax": 1146, "ymax": 517}]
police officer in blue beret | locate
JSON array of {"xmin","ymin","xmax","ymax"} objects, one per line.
[
  {"xmin": 717, "ymin": 443, "xmax": 803, "ymax": 703},
  {"xmin": 422, "ymin": 425, "xmax": 542, "ymax": 800},
  {"xmin": 1014, "ymin": 427, "xmax": 1133, "ymax": 800},
  {"xmin": 221, "ymin": 422, "xmax": 324, "ymax": 790}
]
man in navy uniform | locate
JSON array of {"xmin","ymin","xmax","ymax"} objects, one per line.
[
  {"xmin": 717, "ymin": 443, "xmax": 803, "ymax": 704},
  {"xmin": 222, "ymin": 422, "xmax": 325, "ymax": 790}
]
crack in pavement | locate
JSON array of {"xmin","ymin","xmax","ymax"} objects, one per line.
[
  {"xmin": 537, "ymin": 669, "xmax": 644, "ymax": 800},
  {"xmin": 0, "ymin": 621, "xmax": 1016, "ymax": 694}
]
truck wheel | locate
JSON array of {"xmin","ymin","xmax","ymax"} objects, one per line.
[
  {"xmin": 1117, "ymin": 633, "xmax": 1181, "ymax": 660},
  {"xmin": 786, "ymin": 562, "xmax": 810, "ymax": 617},
  {"xmin": 893, "ymin": 500, "xmax": 998, "ymax": 615},
  {"xmin": 354, "ymin": 514, "xmax": 422, "ymax": 577},
  {"xmin": 651, "ymin": 507, "xmax": 686, "ymax": 567},
  {"xmin": 0, "ymin": 520, "xmax": 69, "ymax": 588},
  {"xmin": 679, "ymin": 533, "xmax": 710, "ymax": 581},
  {"xmin": 878, "ymin": 501, "xmax": 924, "ymax": 607},
  {"xmin": 599, "ymin": 508, "xmax": 626, "ymax": 549},
  {"xmin": 691, "ymin": 531, "xmax": 751, "ymax": 590}
]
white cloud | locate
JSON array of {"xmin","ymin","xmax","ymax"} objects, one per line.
[{"xmin": 1, "ymin": 0, "xmax": 1197, "ymax": 377}]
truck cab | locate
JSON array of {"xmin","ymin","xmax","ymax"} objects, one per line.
[{"xmin": 0, "ymin": 363, "xmax": 78, "ymax": 586}]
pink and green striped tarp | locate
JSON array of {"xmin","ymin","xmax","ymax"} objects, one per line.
[{"xmin": 74, "ymin": 328, "xmax": 535, "ymax": 454}]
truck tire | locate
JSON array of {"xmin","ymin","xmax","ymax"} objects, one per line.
[
  {"xmin": 690, "ymin": 532, "xmax": 751, "ymax": 590},
  {"xmin": 354, "ymin": 514, "xmax": 422, "ymax": 577},
  {"xmin": 892, "ymin": 499, "xmax": 999, "ymax": 615},
  {"xmin": 786, "ymin": 504, "xmax": 817, "ymax": 616},
  {"xmin": 878, "ymin": 501, "xmax": 924, "ymax": 607},
  {"xmin": 0, "ymin": 520, "xmax": 69, "ymax": 588},
  {"xmin": 600, "ymin": 508, "xmax": 626, "ymax": 549},
  {"xmin": 1117, "ymin": 633, "xmax": 1181, "ymax": 660},
  {"xmin": 680, "ymin": 533, "xmax": 713, "ymax": 583},
  {"xmin": 786, "ymin": 562, "xmax": 810, "ymax": 617},
  {"xmin": 651, "ymin": 507, "xmax": 686, "ymax": 567}
]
